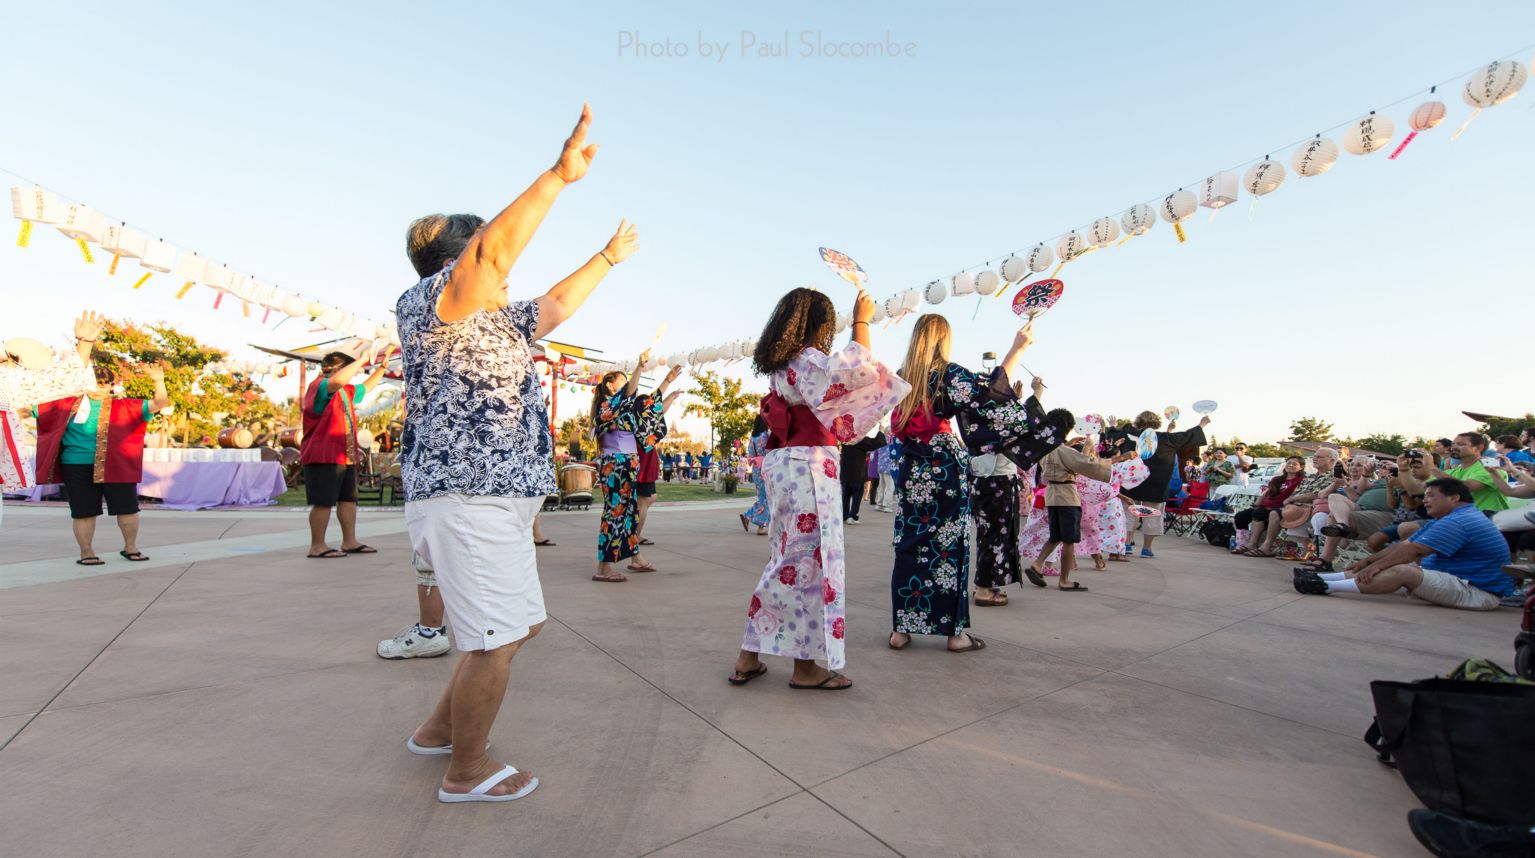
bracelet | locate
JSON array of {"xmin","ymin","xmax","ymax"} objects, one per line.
[
  {"xmin": 599, "ymin": 251, "xmax": 616, "ymax": 267},
  {"xmin": 852, "ymin": 320, "xmax": 869, "ymax": 327},
  {"xmin": 76, "ymin": 337, "xmax": 96, "ymax": 343}
]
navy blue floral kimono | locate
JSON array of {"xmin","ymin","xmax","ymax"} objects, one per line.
[
  {"xmin": 890, "ymin": 365, "xmax": 1057, "ymax": 637},
  {"xmin": 595, "ymin": 391, "xmax": 666, "ymax": 563}
]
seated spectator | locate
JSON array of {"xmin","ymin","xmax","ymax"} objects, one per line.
[
  {"xmin": 1300, "ymin": 458, "xmax": 1390, "ymax": 572},
  {"xmin": 1431, "ymin": 438, "xmax": 1455, "ymax": 469},
  {"xmin": 1270, "ymin": 446, "xmax": 1344, "ymax": 551},
  {"xmin": 1496, "ymin": 433, "xmax": 1534, "ymax": 467},
  {"xmin": 1292, "ymin": 478, "xmax": 1513, "ymax": 611},
  {"xmin": 1406, "ymin": 432, "xmax": 1510, "ymax": 515},
  {"xmin": 1366, "ymin": 453, "xmax": 1432, "ymax": 552},
  {"xmin": 1202, "ymin": 448, "xmax": 1235, "ymax": 490},
  {"xmin": 1233, "ymin": 456, "xmax": 1306, "ymax": 555}
]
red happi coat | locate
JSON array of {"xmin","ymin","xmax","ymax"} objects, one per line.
[
  {"xmin": 300, "ymin": 377, "xmax": 359, "ymax": 465},
  {"xmin": 34, "ymin": 396, "xmax": 150, "ymax": 485}
]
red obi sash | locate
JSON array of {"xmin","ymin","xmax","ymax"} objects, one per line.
[
  {"xmin": 762, "ymin": 392, "xmax": 836, "ymax": 450},
  {"xmin": 892, "ymin": 407, "xmax": 951, "ymax": 445}
]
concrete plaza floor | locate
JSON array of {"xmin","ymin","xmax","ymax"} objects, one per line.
[{"xmin": 0, "ymin": 498, "xmax": 1521, "ymax": 857}]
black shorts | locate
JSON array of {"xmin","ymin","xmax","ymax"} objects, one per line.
[
  {"xmin": 304, "ymin": 464, "xmax": 358, "ymax": 506},
  {"xmin": 636, "ymin": 481, "xmax": 657, "ymax": 498},
  {"xmin": 1046, "ymin": 505, "xmax": 1082, "ymax": 544},
  {"xmin": 61, "ymin": 464, "xmax": 140, "ymax": 519}
]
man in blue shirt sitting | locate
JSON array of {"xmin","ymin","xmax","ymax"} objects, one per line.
[{"xmin": 1293, "ymin": 477, "xmax": 1511, "ymax": 610}]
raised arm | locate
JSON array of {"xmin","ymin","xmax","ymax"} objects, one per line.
[
  {"xmin": 623, "ymin": 350, "xmax": 651, "ymax": 398},
  {"xmin": 439, "ymin": 104, "xmax": 599, "ymax": 324},
  {"xmin": 73, "ymin": 310, "xmax": 105, "ymax": 364},
  {"xmin": 849, "ymin": 291, "xmax": 875, "ymax": 348},
  {"xmin": 361, "ymin": 346, "xmax": 394, "ymax": 389},
  {"xmin": 144, "ymin": 365, "xmax": 170, "ymax": 413},
  {"xmin": 999, "ymin": 322, "xmax": 1035, "ymax": 382},
  {"xmin": 534, "ymin": 219, "xmax": 639, "ymax": 341}
]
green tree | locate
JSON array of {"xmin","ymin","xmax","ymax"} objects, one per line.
[
  {"xmin": 96, "ymin": 318, "xmax": 278, "ymax": 445},
  {"xmin": 1224, "ymin": 437, "xmax": 1287, "ymax": 459},
  {"xmin": 683, "ymin": 370, "xmax": 760, "ymax": 455},
  {"xmin": 1287, "ymin": 416, "xmax": 1334, "ymax": 442},
  {"xmin": 1478, "ymin": 413, "xmax": 1535, "ymax": 442},
  {"xmin": 1337, "ymin": 432, "xmax": 1407, "ymax": 455}
]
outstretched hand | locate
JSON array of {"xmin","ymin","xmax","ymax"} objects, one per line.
[
  {"xmin": 144, "ymin": 364, "xmax": 166, "ymax": 383},
  {"xmin": 74, "ymin": 310, "xmax": 106, "ymax": 341},
  {"xmin": 551, "ymin": 103, "xmax": 599, "ymax": 184},
  {"xmin": 1013, "ymin": 322, "xmax": 1036, "ymax": 353},
  {"xmin": 1030, "ymin": 376, "xmax": 1045, "ymax": 398},
  {"xmin": 852, "ymin": 291, "xmax": 877, "ymax": 324},
  {"xmin": 603, "ymin": 219, "xmax": 639, "ymax": 265}
]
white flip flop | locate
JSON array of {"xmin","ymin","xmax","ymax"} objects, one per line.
[
  {"xmin": 437, "ymin": 764, "xmax": 539, "ymax": 803},
  {"xmin": 405, "ymin": 736, "xmax": 491, "ymax": 756}
]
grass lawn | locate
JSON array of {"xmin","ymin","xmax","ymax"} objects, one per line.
[{"xmin": 272, "ymin": 480, "xmax": 742, "ymax": 507}]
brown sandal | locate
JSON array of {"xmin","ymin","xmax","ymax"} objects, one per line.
[{"xmin": 592, "ymin": 571, "xmax": 628, "ymax": 583}]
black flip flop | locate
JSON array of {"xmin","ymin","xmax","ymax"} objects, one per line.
[
  {"xmin": 947, "ymin": 635, "xmax": 986, "ymax": 653},
  {"xmin": 342, "ymin": 544, "xmax": 377, "ymax": 554},
  {"xmin": 789, "ymin": 670, "xmax": 852, "ymax": 690},
  {"xmin": 1057, "ymin": 582, "xmax": 1089, "ymax": 592},
  {"xmin": 534, "ymin": 539, "xmax": 557, "ymax": 547},
  {"xmin": 308, "ymin": 548, "xmax": 347, "ymax": 559},
  {"xmin": 119, "ymin": 550, "xmax": 149, "ymax": 562},
  {"xmin": 76, "ymin": 556, "xmax": 104, "ymax": 566},
  {"xmin": 726, "ymin": 664, "xmax": 768, "ymax": 686},
  {"xmin": 1023, "ymin": 565, "xmax": 1048, "ymax": 588},
  {"xmin": 639, "ymin": 538, "xmax": 655, "ymax": 546}
]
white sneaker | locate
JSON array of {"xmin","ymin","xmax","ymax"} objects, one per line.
[
  {"xmin": 846, "ymin": 517, "xmax": 861, "ymax": 525},
  {"xmin": 377, "ymin": 624, "xmax": 451, "ymax": 659}
]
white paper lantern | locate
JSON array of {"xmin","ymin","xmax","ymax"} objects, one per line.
[
  {"xmin": 55, "ymin": 204, "xmax": 105, "ymax": 242},
  {"xmin": 100, "ymin": 224, "xmax": 147, "ymax": 259},
  {"xmin": 283, "ymin": 294, "xmax": 309, "ymax": 317},
  {"xmin": 1291, "ymin": 137, "xmax": 1340, "ymax": 177},
  {"xmin": 318, "ymin": 308, "xmax": 345, "ymax": 330},
  {"xmin": 1342, "ymin": 113, "xmax": 1396, "ymax": 155},
  {"xmin": 1410, "ymin": 100, "xmax": 1447, "ymax": 131},
  {"xmin": 139, "ymin": 240, "xmax": 176, "ymax": 273},
  {"xmin": 10, "ymin": 186, "xmax": 62, "ymax": 223},
  {"xmin": 1055, "ymin": 231, "xmax": 1089, "ymax": 261},
  {"xmin": 1120, "ymin": 204, "xmax": 1155, "ymax": 236},
  {"xmin": 881, "ymin": 296, "xmax": 901, "ymax": 319},
  {"xmin": 1464, "ymin": 60, "xmax": 1527, "ymax": 107},
  {"xmin": 306, "ymin": 300, "xmax": 325, "ymax": 319},
  {"xmin": 1089, "ymin": 216, "xmax": 1120, "ymax": 246},
  {"xmin": 951, "ymin": 272, "xmax": 976, "ymax": 296},
  {"xmin": 1159, "ymin": 190, "xmax": 1197, "ymax": 223},
  {"xmin": 1025, "ymin": 243, "xmax": 1054, "ymax": 272},
  {"xmin": 202, "ymin": 262, "xmax": 231, "ymax": 290},
  {"xmin": 835, "ymin": 311, "xmax": 851, "ymax": 332},
  {"xmin": 870, "ymin": 300, "xmax": 887, "ymax": 323},
  {"xmin": 227, "ymin": 272, "xmax": 250, "ymax": 298},
  {"xmin": 176, "ymin": 254, "xmax": 207, "ymax": 283},
  {"xmin": 1242, "ymin": 159, "xmax": 1286, "ymax": 196},
  {"xmin": 974, "ymin": 270, "xmax": 1001, "ymax": 295},
  {"xmin": 924, "ymin": 279, "xmax": 948, "ymax": 304},
  {"xmin": 901, "ymin": 289, "xmax": 922, "ymax": 312},
  {"xmin": 999, "ymin": 255, "xmax": 1028, "ymax": 283},
  {"xmin": 1198, "ymin": 172, "xmax": 1240, "ymax": 209}
]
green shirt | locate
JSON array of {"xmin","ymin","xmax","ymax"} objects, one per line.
[
  {"xmin": 61, "ymin": 398, "xmax": 153, "ymax": 465},
  {"xmin": 1445, "ymin": 462, "xmax": 1510, "ymax": 513},
  {"xmin": 1203, "ymin": 458, "xmax": 1235, "ymax": 487}
]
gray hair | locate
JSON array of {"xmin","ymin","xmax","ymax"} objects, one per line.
[
  {"xmin": 406, "ymin": 213, "xmax": 485, "ymax": 278},
  {"xmin": 1313, "ymin": 446, "xmax": 1340, "ymax": 462}
]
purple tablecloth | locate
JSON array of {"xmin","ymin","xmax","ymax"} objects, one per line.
[
  {"xmin": 137, "ymin": 461, "xmax": 288, "ymax": 510},
  {"xmin": 7, "ymin": 461, "xmax": 287, "ymax": 510}
]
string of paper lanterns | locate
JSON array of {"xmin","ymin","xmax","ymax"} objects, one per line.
[{"xmin": 8, "ymin": 181, "xmax": 400, "ymax": 350}]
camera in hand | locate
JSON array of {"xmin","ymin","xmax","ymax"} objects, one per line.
[{"xmin": 1333, "ymin": 461, "xmax": 1346, "ymax": 478}]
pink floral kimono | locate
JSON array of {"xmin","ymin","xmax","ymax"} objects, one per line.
[
  {"xmin": 1088, "ymin": 459, "xmax": 1149, "ymax": 556},
  {"xmin": 740, "ymin": 342, "xmax": 908, "ymax": 669}
]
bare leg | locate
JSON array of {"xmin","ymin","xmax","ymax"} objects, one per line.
[
  {"xmin": 1032, "ymin": 540, "xmax": 1060, "ymax": 577},
  {"xmin": 116, "ymin": 513, "xmax": 141, "ymax": 555},
  {"xmin": 337, "ymin": 502, "xmax": 362, "ymax": 550},
  {"xmin": 1059, "ymin": 543, "xmax": 1077, "ymax": 586},
  {"xmin": 636, "ymin": 495, "xmax": 654, "ymax": 540},
  {"xmin": 71, "ymin": 516, "xmax": 98, "ymax": 559},
  {"xmin": 427, "ymin": 623, "xmax": 544, "ymax": 797},
  {"xmin": 418, "ymin": 583, "xmax": 444, "ymax": 628},
  {"xmin": 308, "ymin": 504, "xmax": 333, "ymax": 554}
]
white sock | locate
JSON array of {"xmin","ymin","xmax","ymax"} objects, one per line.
[
  {"xmin": 1318, "ymin": 572, "xmax": 1347, "ymax": 582},
  {"xmin": 1328, "ymin": 578, "xmax": 1360, "ymax": 593}
]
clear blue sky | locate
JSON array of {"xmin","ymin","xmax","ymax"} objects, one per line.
[{"xmin": 4, "ymin": 1, "xmax": 1533, "ymax": 444}]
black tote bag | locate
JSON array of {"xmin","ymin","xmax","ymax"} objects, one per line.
[{"xmin": 1365, "ymin": 677, "xmax": 1535, "ymax": 825}]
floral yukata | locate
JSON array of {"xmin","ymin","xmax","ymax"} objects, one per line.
[
  {"xmin": 1021, "ymin": 459, "xmax": 1150, "ymax": 564},
  {"xmin": 891, "ymin": 365, "xmax": 1058, "ymax": 637},
  {"xmin": 594, "ymin": 391, "xmax": 665, "ymax": 563},
  {"xmin": 740, "ymin": 342, "xmax": 907, "ymax": 670},
  {"xmin": 742, "ymin": 431, "xmax": 771, "ymax": 528}
]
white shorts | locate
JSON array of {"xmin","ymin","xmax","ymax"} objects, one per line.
[
  {"xmin": 1127, "ymin": 500, "xmax": 1165, "ymax": 536},
  {"xmin": 405, "ymin": 494, "xmax": 547, "ymax": 651},
  {"xmin": 1411, "ymin": 568, "xmax": 1501, "ymax": 611}
]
